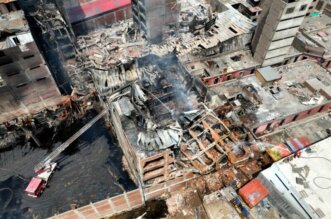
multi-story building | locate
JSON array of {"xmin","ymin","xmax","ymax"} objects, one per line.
[
  {"xmin": 0, "ymin": 0, "xmax": 63, "ymax": 122},
  {"xmin": 252, "ymin": 0, "xmax": 312, "ymax": 66},
  {"xmin": 132, "ymin": 0, "xmax": 180, "ymax": 43},
  {"xmin": 55, "ymin": 0, "xmax": 132, "ymax": 35}
]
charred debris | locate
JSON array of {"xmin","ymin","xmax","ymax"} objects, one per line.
[{"xmin": 2, "ymin": 0, "xmax": 331, "ymax": 217}]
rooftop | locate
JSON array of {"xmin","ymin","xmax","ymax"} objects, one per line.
[
  {"xmin": 298, "ymin": 14, "xmax": 331, "ymax": 58},
  {"xmin": 272, "ymin": 137, "xmax": 331, "ymax": 218},
  {"xmin": 256, "ymin": 66, "xmax": 281, "ymax": 82},
  {"xmin": 210, "ymin": 61, "xmax": 331, "ymax": 129},
  {"xmin": 0, "ymin": 10, "xmax": 28, "ymax": 35},
  {"xmin": 184, "ymin": 50, "xmax": 259, "ymax": 77},
  {"xmin": 150, "ymin": 4, "xmax": 255, "ymax": 57}
]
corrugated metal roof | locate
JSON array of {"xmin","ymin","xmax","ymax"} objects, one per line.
[
  {"xmin": 239, "ymin": 178, "xmax": 269, "ymax": 208},
  {"xmin": 68, "ymin": 0, "xmax": 131, "ymax": 23}
]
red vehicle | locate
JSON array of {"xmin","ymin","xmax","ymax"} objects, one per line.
[
  {"xmin": 25, "ymin": 177, "xmax": 46, "ymax": 198},
  {"xmin": 25, "ymin": 162, "xmax": 57, "ymax": 198},
  {"xmin": 25, "ymin": 110, "xmax": 106, "ymax": 198}
]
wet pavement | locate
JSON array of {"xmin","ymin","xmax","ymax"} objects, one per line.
[{"xmin": 0, "ymin": 117, "xmax": 136, "ymax": 219}]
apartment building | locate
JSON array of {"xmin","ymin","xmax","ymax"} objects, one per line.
[{"xmin": 252, "ymin": 0, "xmax": 313, "ymax": 66}]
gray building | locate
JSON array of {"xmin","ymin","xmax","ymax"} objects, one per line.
[
  {"xmin": 0, "ymin": 0, "xmax": 62, "ymax": 122},
  {"xmin": 132, "ymin": 0, "xmax": 180, "ymax": 43},
  {"xmin": 252, "ymin": 0, "xmax": 312, "ymax": 66}
]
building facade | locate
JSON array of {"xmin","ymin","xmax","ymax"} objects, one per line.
[
  {"xmin": 252, "ymin": 0, "xmax": 313, "ymax": 66},
  {"xmin": 132, "ymin": 0, "xmax": 180, "ymax": 43},
  {"xmin": 56, "ymin": 0, "xmax": 132, "ymax": 35},
  {"xmin": 0, "ymin": 0, "xmax": 63, "ymax": 122}
]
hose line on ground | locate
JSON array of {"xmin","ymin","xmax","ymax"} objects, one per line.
[{"xmin": 0, "ymin": 188, "xmax": 13, "ymax": 210}]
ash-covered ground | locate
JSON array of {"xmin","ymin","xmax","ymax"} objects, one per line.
[{"xmin": 0, "ymin": 114, "xmax": 136, "ymax": 219}]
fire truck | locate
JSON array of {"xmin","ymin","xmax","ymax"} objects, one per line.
[
  {"xmin": 24, "ymin": 109, "xmax": 107, "ymax": 198},
  {"xmin": 24, "ymin": 163, "xmax": 57, "ymax": 198}
]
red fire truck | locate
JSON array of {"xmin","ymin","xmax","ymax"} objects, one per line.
[{"xmin": 24, "ymin": 163, "xmax": 57, "ymax": 198}]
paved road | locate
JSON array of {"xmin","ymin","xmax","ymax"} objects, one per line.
[{"xmin": 0, "ymin": 116, "xmax": 136, "ymax": 219}]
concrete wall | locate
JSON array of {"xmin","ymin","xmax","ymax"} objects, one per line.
[
  {"xmin": 269, "ymin": 37, "xmax": 295, "ymax": 50},
  {"xmin": 110, "ymin": 105, "xmax": 142, "ymax": 186},
  {"xmin": 323, "ymin": 2, "xmax": 331, "ymax": 16},
  {"xmin": 49, "ymin": 172, "xmax": 196, "ymax": 219},
  {"xmin": 202, "ymin": 67, "xmax": 257, "ymax": 87}
]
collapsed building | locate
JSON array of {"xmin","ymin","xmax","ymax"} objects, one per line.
[
  {"xmin": 45, "ymin": 0, "xmax": 331, "ymax": 204},
  {"xmin": 104, "ymin": 54, "xmax": 271, "ymax": 190},
  {"xmin": 2, "ymin": 0, "xmax": 331, "ymax": 218}
]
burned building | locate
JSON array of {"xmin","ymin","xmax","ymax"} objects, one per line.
[
  {"xmin": 17, "ymin": 0, "xmax": 76, "ymax": 94},
  {"xmin": 108, "ymin": 54, "xmax": 205, "ymax": 186},
  {"xmin": 0, "ymin": 0, "xmax": 63, "ymax": 123},
  {"xmin": 3, "ymin": 0, "xmax": 331, "ymax": 218},
  {"xmin": 98, "ymin": 54, "xmax": 271, "ymax": 190},
  {"xmin": 209, "ymin": 61, "xmax": 331, "ymax": 138}
]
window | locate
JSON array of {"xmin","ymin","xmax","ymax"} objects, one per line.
[
  {"xmin": 30, "ymin": 65, "xmax": 40, "ymax": 70},
  {"xmin": 23, "ymin": 55, "xmax": 34, "ymax": 59},
  {"xmin": 12, "ymin": 37, "xmax": 20, "ymax": 45},
  {"xmin": 228, "ymin": 27, "xmax": 238, "ymax": 34},
  {"xmin": 300, "ymin": 4, "xmax": 307, "ymax": 11},
  {"xmin": 7, "ymin": 72, "xmax": 19, "ymax": 77},
  {"xmin": 36, "ymin": 77, "xmax": 46, "ymax": 81},
  {"xmin": 286, "ymin": 7, "xmax": 295, "ymax": 14},
  {"xmin": 16, "ymin": 83, "xmax": 27, "ymax": 88},
  {"xmin": 0, "ymin": 58, "xmax": 13, "ymax": 66}
]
